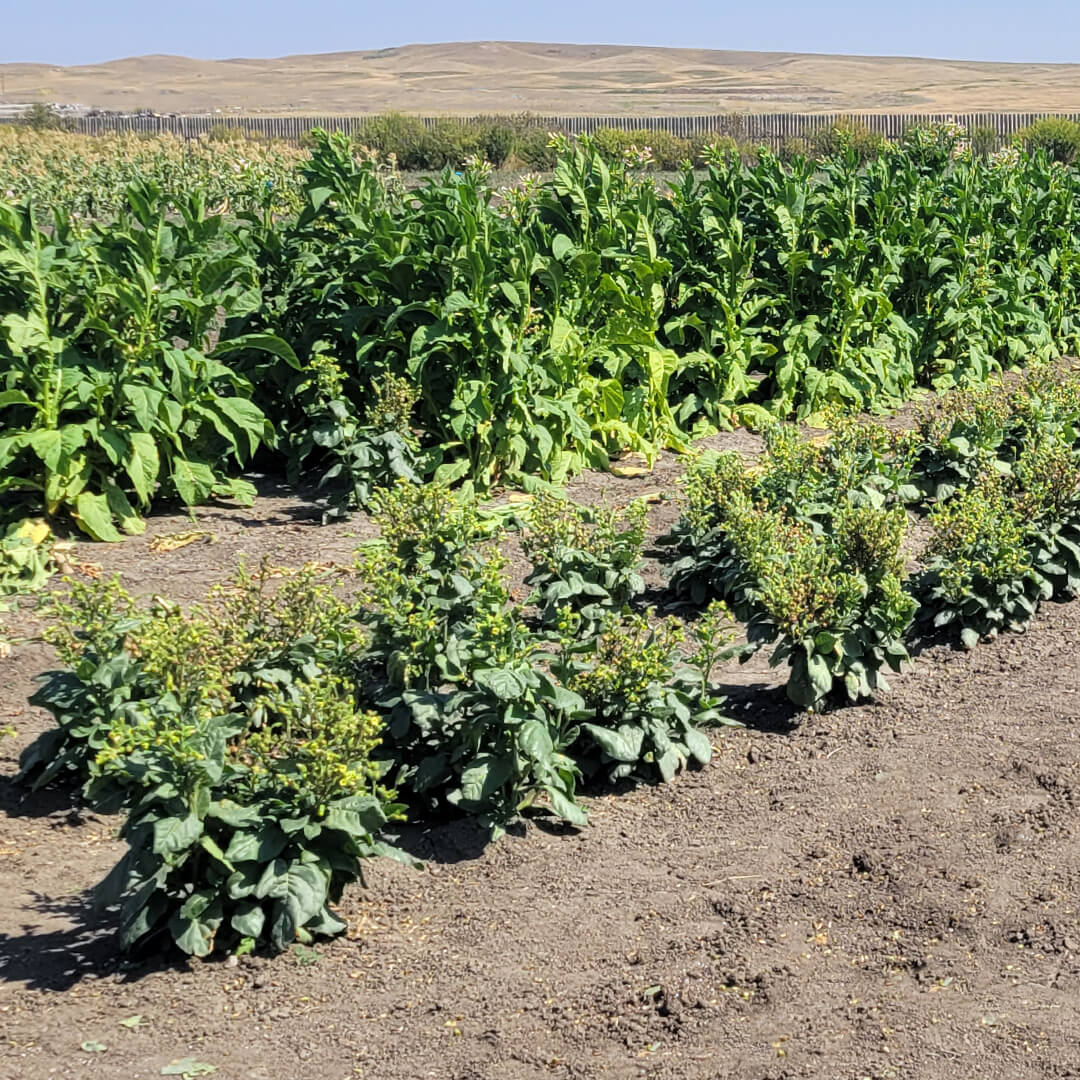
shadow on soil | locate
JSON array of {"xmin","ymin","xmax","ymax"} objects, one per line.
[{"xmin": 0, "ymin": 889, "xmax": 122, "ymax": 991}]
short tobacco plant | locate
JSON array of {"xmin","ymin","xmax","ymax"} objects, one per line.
[
  {"xmin": 665, "ymin": 423, "xmax": 917, "ymax": 708},
  {"xmin": 20, "ymin": 560, "xmax": 411, "ymax": 956},
  {"xmin": 520, "ymin": 494, "xmax": 647, "ymax": 634},
  {"xmin": 916, "ymin": 470, "xmax": 1046, "ymax": 648}
]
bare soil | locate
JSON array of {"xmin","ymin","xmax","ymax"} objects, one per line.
[{"xmin": 3, "ymin": 444, "xmax": 1080, "ymax": 1080}]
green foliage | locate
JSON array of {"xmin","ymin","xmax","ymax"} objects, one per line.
[
  {"xmin": 20, "ymin": 561, "xmax": 407, "ymax": 956},
  {"xmin": 0, "ymin": 185, "xmax": 286, "ymax": 537},
  {"xmin": 93, "ymin": 682, "xmax": 402, "ymax": 957},
  {"xmin": 565, "ymin": 610, "xmax": 731, "ymax": 783},
  {"xmin": 809, "ymin": 118, "xmax": 886, "ymax": 163},
  {"xmin": 20, "ymin": 104, "xmax": 73, "ymax": 132},
  {"xmin": 7, "ymin": 126, "xmax": 1080, "ymax": 519},
  {"xmin": 305, "ymin": 366, "xmax": 423, "ymax": 520},
  {"xmin": 917, "ymin": 471, "xmax": 1046, "ymax": 647},
  {"xmin": 0, "ymin": 518, "xmax": 56, "ymax": 599},
  {"xmin": 1017, "ymin": 117, "xmax": 1080, "ymax": 164},
  {"xmin": 666, "ymin": 420, "xmax": 916, "ymax": 708},
  {"xmin": 352, "ymin": 481, "xmax": 730, "ymax": 832},
  {"xmin": 520, "ymin": 494, "xmax": 647, "ymax": 634},
  {"xmin": 912, "ymin": 368, "xmax": 1080, "ymax": 501}
]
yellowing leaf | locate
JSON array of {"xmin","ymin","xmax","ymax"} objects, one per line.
[
  {"xmin": 148, "ymin": 530, "xmax": 216, "ymax": 554},
  {"xmin": 12, "ymin": 519, "xmax": 50, "ymax": 546}
]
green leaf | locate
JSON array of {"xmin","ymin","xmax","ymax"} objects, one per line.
[
  {"xmin": 517, "ymin": 719, "xmax": 554, "ymax": 762},
  {"xmin": 552, "ymin": 234, "xmax": 575, "ymax": 261},
  {"xmin": 171, "ymin": 916, "xmax": 214, "ymax": 957},
  {"xmin": 459, "ymin": 754, "xmax": 513, "ymax": 807},
  {"xmin": 125, "ymin": 432, "xmax": 160, "ymax": 505},
  {"xmin": 27, "ymin": 429, "xmax": 62, "ymax": 472},
  {"xmin": 580, "ymin": 723, "xmax": 644, "ymax": 763},
  {"xmin": 224, "ymin": 827, "xmax": 287, "ymax": 865},
  {"xmin": 806, "ymin": 649, "xmax": 834, "ymax": 699},
  {"xmin": 657, "ymin": 748, "xmax": 681, "ymax": 783},
  {"xmin": 683, "ymin": 728, "xmax": 713, "ymax": 765},
  {"xmin": 73, "ymin": 491, "xmax": 123, "ymax": 542},
  {"xmin": 472, "ymin": 666, "xmax": 527, "ymax": 701},
  {"xmin": 213, "ymin": 333, "xmax": 300, "ymax": 369},
  {"xmin": 104, "ymin": 481, "xmax": 146, "ymax": 536},
  {"xmin": 230, "ymin": 901, "xmax": 266, "ymax": 939},
  {"xmin": 152, "ymin": 812, "xmax": 202, "ymax": 856},
  {"xmin": 546, "ymin": 786, "xmax": 587, "ymax": 826}
]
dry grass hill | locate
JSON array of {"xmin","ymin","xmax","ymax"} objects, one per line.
[{"xmin": 3, "ymin": 41, "xmax": 1080, "ymax": 116}]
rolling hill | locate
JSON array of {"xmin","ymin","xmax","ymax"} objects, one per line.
[{"xmin": 2, "ymin": 41, "xmax": 1080, "ymax": 116}]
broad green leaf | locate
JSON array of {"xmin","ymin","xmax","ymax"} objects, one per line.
[
  {"xmin": 213, "ymin": 333, "xmax": 300, "ymax": 369},
  {"xmin": 152, "ymin": 812, "xmax": 202, "ymax": 856},
  {"xmin": 73, "ymin": 491, "xmax": 123, "ymax": 542}
]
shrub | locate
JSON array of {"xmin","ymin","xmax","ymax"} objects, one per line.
[
  {"xmin": 591, "ymin": 127, "xmax": 693, "ymax": 170},
  {"xmin": 356, "ymin": 482, "xmax": 731, "ymax": 830},
  {"xmin": 92, "ymin": 679, "xmax": 403, "ymax": 957},
  {"xmin": 20, "ymin": 103, "xmax": 73, "ymax": 132},
  {"xmin": 1017, "ymin": 117, "xmax": 1080, "ymax": 164},
  {"xmin": 20, "ymin": 562, "xmax": 408, "ymax": 956},
  {"xmin": 665, "ymin": 419, "xmax": 917, "ymax": 708},
  {"xmin": 307, "ymin": 366, "xmax": 422, "ymax": 521},
  {"xmin": 564, "ymin": 609, "xmax": 732, "ymax": 782},
  {"xmin": 917, "ymin": 470, "xmax": 1046, "ymax": 647},
  {"xmin": 520, "ymin": 494, "xmax": 647, "ymax": 634},
  {"xmin": 810, "ymin": 118, "xmax": 886, "ymax": 162}
]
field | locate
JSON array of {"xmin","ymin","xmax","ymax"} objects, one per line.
[
  {"xmin": 4, "ymin": 122, "xmax": 1080, "ymax": 1078},
  {"xmin": 4, "ymin": 41, "xmax": 1080, "ymax": 115}
]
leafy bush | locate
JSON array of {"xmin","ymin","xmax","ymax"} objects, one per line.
[
  {"xmin": 520, "ymin": 494, "xmax": 647, "ymax": 634},
  {"xmin": 809, "ymin": 118, "xmax": 886, "ymax": 162},
  {"xmin": 355, "ymin": 482, "xmax": 731, "ymax": 831},
  {"xmin": 666, "ymin": 421, "xmax": 917, "ymax": 708},
  {"xmin": 912, "ymin": 369, "xmax": 1080, "ymax": 502},
  {"xmin": 1017, "ymin": 117, "xmax": 1080, "ymax": 164},
  {"xmin": 564, "ymin": 609, "xmax": 733, "ymax": 782},
  {"xmin": 306, "ymin": 367, "xmax": 422, "ymax": 520},
  {"xmin": 93, "ymin": 680, "xmax": 404, "ymax": 956},
  {"xmin": 20, "ymin": 561, "xmax": 365, "ymax": 793},
  {"xmin": 1016, "ymin": 440, "xmax": 1080, "ymax": 598},
  {"xmin": 20, "ymin": 561, "xmax": 410, "ymax": 955},
  {"xmin": 916, "ymin": 471, "xmax": 1046, "ymax": 647},
  {"xmin": 0, "ymin": 186, "xmax": 287, "ymax": 538}
]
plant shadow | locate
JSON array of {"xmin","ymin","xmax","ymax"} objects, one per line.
[{"xmin": 0, "ymin": 888, "xmax": 187, "ymax": 991}]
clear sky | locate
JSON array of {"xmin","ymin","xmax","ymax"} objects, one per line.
[{"xmin": 3, "ymin": 0, "xmax": 1079, "ymax": 66}]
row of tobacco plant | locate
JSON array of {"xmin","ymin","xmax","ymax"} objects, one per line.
[
  {"xmin": 667, "ymin": 366, "xmax": 1080, "ymax": 705},
  {"xmin": 16, "ymin": 484, "xmax": 735, "ymax": 957},
  {"xmin": 18, "ymin": 368, "xmax": 1080, "ymax": 959},
  {"xmin": 5, "ymin": 124, "xmax": 1080, "ymax": 538}
]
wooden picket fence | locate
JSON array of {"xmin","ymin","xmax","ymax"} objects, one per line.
[{"xmin": 6, "ymin": 110, "xmax": 1080, "ymax": 148}]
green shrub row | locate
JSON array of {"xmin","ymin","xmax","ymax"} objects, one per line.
[
  {"xmin": 18, "ymin": 484, "xmax": 736, "ymax": 956},
  {"xmin": 666, "ymin": 368, "xmax": 1080, "ymax": 706},
  {"xmin": 7, "ymin": 127, "xmax": 1080, "ymax": 543}
]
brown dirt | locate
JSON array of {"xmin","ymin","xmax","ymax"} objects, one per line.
[{"xmin": 3, "ymin": 444, "xmax": 1080, "ymax": 1080}]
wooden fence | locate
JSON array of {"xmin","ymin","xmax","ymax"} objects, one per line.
[{"xmin": 5, "ymin": 111, "xmax": 1080, "ymax": 148}]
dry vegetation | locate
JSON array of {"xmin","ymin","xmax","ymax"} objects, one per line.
[{"xmin": 4, "ymin": 41, "xmax": 1080, "ymax": 115}]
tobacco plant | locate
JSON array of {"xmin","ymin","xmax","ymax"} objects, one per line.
[
  {"xmin": 665, "ymin": 421, "xmax": 917, "ymax": 708},
  {"xmin": 520, "ymin": 494, "xmax": 647, "ymax": 634}
]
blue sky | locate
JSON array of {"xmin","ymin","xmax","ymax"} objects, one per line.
[{"xmin": 3, "ymin": 0, "xmax": 1079, "ymax": 66}]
